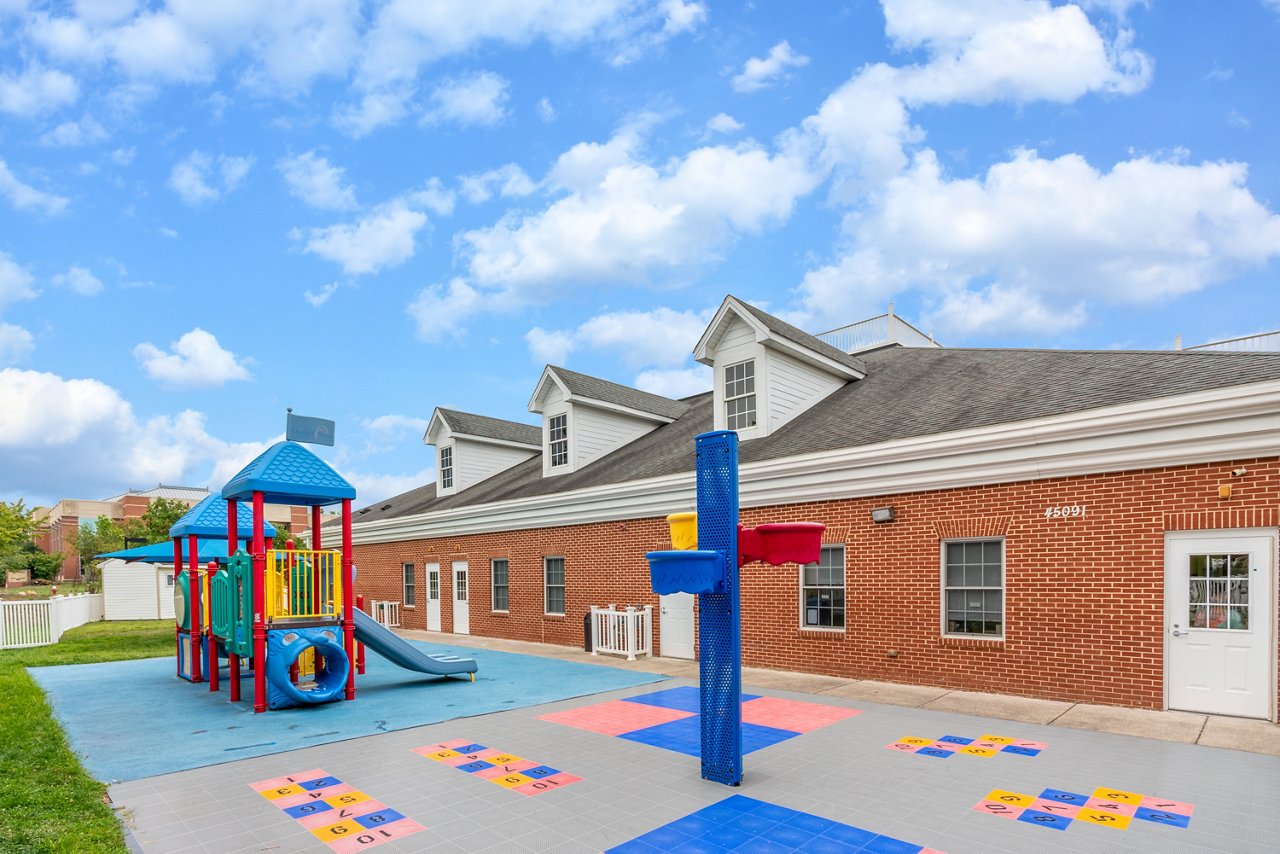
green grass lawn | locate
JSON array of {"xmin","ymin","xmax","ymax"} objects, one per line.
[
  {"xmin": 0, "ymin": 620, "xmax": 172, "ymax": 854},
  {"xmin": 0, "ymin": 583, "xmax": 95, "ymax": 601}
]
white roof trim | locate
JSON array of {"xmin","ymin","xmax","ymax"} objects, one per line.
[
  {"xmin": 345, "ymin": 378, "xmax": 1280, "ymax": 544},
  {"xmin": 693, "ymin": 296, "xmax": 862, "ymax": 379},
  {"xmin": 528, "ymin": 366, "xmax": 570, "ymax": 413}
]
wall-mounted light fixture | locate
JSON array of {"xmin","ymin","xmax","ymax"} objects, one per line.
[{"xmin": 870, "ymin": 506, "xmax": 896, "ymax": 523}]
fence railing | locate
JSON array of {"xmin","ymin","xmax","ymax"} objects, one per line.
[
  {"xmin": 590, "ymin": 604, "xmax": 652, "ymax": 661},
  {"xmin": 0, "ymin": 593, "xmax": 104, "ymax": 650},
  {"xmin": 1183, "ymin": 330, "xmax": 1280, "ymax": 352},
  {"xmin": 369, "ymin": 600, "xmax": 401, "ymax": 628}
]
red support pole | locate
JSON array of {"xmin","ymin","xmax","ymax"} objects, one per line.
[
  {"xmin": 355, "ymin": 594, "xmax": 366, "ymax": 675},
  {"xmin": 252, "ymin": 491, "xmax": 267, "ymax": 713},
  {"xmin": 311, "ymin": 506, "xmax": 322, "ymax": 550},
  {"xmin": 188, "ymin": 534, "xmax": 202, "ymax": 683},
  {"xmin": 227, "ymin": 498, "xmax": 238, "ymax": 553},
  {"xmin": 207, "ymin": 560, "xmax": 219, "ymax": 693},
  {"xmin": 229, "ymin": 654, "xmax": 241, "ymax": 702},
  {"xmin": 173, "ymin": 537, "xmax": 183, "ymax": 679},
  {"xmin": 342, "ymin": 498, "xmax": 355, "ymax": 701}
]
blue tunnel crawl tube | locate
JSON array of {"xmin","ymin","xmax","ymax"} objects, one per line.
[{"xmin": 265, "ymin": 626, "xmax": 350, "ymax": 710}]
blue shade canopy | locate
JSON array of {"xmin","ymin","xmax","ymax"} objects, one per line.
[
  {"xmin": 97, "ymin": 539, "xmax": 234, "ymax": 564},
  {"xmin": 221, "ymin": 441, "xmax": 355, "ymax": 506},
  {"xmin": 168, "ymin": 494, "xmax": 276, "ymax": 539}
]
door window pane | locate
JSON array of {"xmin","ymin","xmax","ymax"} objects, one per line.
[{"xmin": 1190, "ymin": 554, "xmax": 1250, "ymax": 630}]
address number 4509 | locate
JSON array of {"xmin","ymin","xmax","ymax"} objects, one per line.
[{"xmin": 1044, "ymin": 505, "xmax": 1086, "ymax": 518}]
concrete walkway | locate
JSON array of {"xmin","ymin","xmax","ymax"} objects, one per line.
[{"xmin": 400, "ymin": 628, "xmax": 1280, "ymax": 758}]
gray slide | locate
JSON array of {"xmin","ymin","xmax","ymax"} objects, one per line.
[{"xmin": 352, "ymin": 608, "xmax": 478, "ymax": 678}]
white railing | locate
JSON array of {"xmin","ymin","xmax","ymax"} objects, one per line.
[
  {"xmin": 0, "ymin": 593, "xmax": 104, "ymax": 650},
  {"xmin": 369, "ymin": 600, "xmax": 401, "ymax": 628},
  {"xmin": 1183, "ymin": 331, "xmax": 1280, "ymax": 352},
  {"xmin": 816, "ymin": 315, "xmax": 891, "ymax": 353},
  {"xmin": 590, "ymin": 604, "xmax": 652, "ymax": 661}
]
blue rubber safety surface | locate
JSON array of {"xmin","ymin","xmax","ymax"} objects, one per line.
[{"xmin": 28, "ymin": 640, "xmax": 665, "ymax": 782}]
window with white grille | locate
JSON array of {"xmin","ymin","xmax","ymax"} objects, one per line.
[
  {"xmin": 724, "ymin": 359, "xmax": 756, "ymax": 430},
  {"xmin": 439, "ymin": 446, "xmax": 453, "ymax": 489},
  {"xmin": 548, "ymin": 414, "xmax": 569, "ymax": 467}
]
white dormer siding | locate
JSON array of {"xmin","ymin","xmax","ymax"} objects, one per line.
[
  {"xmin": 573, "ymin": 405, "xmax": 655, "ymax": 468},
  {"xmin": 454, "ymin": 439, "xmax": 536, "ymax": 491},
  {"xmin": 425, "ymin": 408, "xmax": 540, "ymax": 496},
  {"xmin": 766, "ymin": 348, "xmax": 846, "ymax": 433},
  {"xmin": 712, "ymin": 315, "xmax": 766, "ymax": 440}
]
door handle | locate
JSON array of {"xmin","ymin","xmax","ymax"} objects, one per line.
[{"xmin": 1171, "ymin": 628, "xmax": 1189, "ymax": 637}]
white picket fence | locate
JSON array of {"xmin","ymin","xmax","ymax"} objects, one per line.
[
  {"xmin": 0, "ymin": 593, "xmax": 104, "ymax": 650},
  {"xmin": 590, "ymin": 604, "xmax": 652, "ymax": 661},
  {"xmin": 369, "ymin": 600, "xmax": 401, "ymax": 628}
]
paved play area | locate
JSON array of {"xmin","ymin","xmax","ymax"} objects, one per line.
[{"xmin": 74, "ymin": 639, "xmax": 1278, "ymax": 854}]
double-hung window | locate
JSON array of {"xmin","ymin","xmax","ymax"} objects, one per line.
[
  {"xmin": 402, "ymin": 562, "xmax": 416, "ymax": 607},
  {"xmin": 492, "ymin": 559, "xmax": 509, "ymax": 612},
  {"xmin": 439, "ymin": 446, "xmax": 453, "ymax": 489},
  {"xmin": 801, "ymin": 545, "xmax": 845, "ymax": 629},
  {"xmin": 548, "ymin": 414, "xmax": 569, "ymax": 467},
  {"xmin": 544, "ymin": 557, "xmax": 565, "ymax": 615},
  {"xmin": 724, "ymin": 360, "xmax": 756, "ymax": 430},
  {"xmin": 942, "ymin": 540, "xmax": 1004, "ymax": 637}
]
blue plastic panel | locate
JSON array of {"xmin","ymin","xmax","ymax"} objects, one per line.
[
  {"xmin": 695, "ymin": 429, "xmax": 742, "ymax": 785},
  {"xmin": 646, "ymin": 550, "xmax": 726, "ymax": 594}
]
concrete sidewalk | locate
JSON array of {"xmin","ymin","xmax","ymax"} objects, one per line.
[{"xmin": 399, "ymin": 628, "xmax": 1280, "ymax": 758}]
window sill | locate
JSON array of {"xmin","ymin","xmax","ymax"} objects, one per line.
[
  {"xmin": 939, "ymin": 635, "xmax": 1004, "ymax": 648},
  {"xmin": 402, "ymin": 606, "xmax": 415, "ymax": 610},
  {"xmin": 797, "ymin": 628, "xmax": 846, "ymax": 640},
  {"xmin": 544, "ymin": 613, "xmax": 565, "ymax": 620},
  {"xmin": 491, "ymin": 610, "xmax": 509, "ymax": 616}
]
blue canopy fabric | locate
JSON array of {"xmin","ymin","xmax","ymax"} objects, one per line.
[
  {"xmin": 221, "ymin": 440, "xmax": 355, "ymax": 506},
  {"xmin": 96, "ymin": 539, "xmax": 235, "ymax": 564},
  {"xmin": 168, "ymin": 493, "xmax": 276, "ymax": 539}
]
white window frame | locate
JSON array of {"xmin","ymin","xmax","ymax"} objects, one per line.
[
  {"xmin": 941, "ymin": 538, "xmax": 1005, "ymax": 639},
  {"xmin": 548, "ymin": 414, "xmax": 569, "ymax": 467},
  {"xmin": 402, "ymin": 562, "xmax": 416, "ymax": 607},
  {"xmin": 544, "ymin": 556, "xmax": 565, "ymax": 616},
  {"xmin": 491, "ymin": 558, "xmax": 509, "ymax": 613},
  {"xmin": 724, "ymin": 359, "xmax": 757, "ymax": 430},
  {"xmin": 799, "ymin": 545, "xmax": 845, "ymax": 631},
  {"xmin": 439, "ymin": 445, "xmax": 453, "ymax": 489}
]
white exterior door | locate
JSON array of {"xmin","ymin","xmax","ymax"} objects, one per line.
[
  {"xmin": 426, "ymin": 563, "xmax": 441, "ymax": 632},
  {"xmin": 660, "ymin": 592, "xmax": 695, "ymax": 659},
  {"xmin": 452, "ymin": 560, "xmax": 469, "ymax": 635},
  {"xmin": 1166, "ymin": 531, "xmax": 1275, "ymax": 719}
]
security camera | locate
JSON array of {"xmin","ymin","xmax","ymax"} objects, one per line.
[{"xmin": 1231, "ymin": 467, "xmax": 1248, "ymax": 477}]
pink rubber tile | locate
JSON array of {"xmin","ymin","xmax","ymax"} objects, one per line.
[
  {"xmin": 973, "ymin": 800, "xmax": 1024, "ymax": 820},
  {"xmin": 1139, "ymin": 796, "xmax": 1194, "ymax": 816},
  {"xmin": 273, "ymin": 784, "xmax": 355, "ymax": 810},
  {"xmin": 433, "ymin": 738, "xmax": 473, "ymax": 750},
  {"xmin": 739, "ymin": 696, "xmax": 862, "ymax": 733},
  {"xmin": 513, "ymin": 772, "xmax": 582, "ymax": 797},
  {"xmin": 537, "ymin": 699, "xmax": 694, "ymax": 736},
  {"xmin": 474, "ymin": 760, "xmax": 539, "ymax": 779},
  {"xmin": 327, "ymin": 817, "xmax": 425, "ymax": 854},
  {"xmin": 250, "ymin": 769, "xmax": 329, "ymax": 792},
  {"xmin": 885, "ymin": 742, "xmax": 921, "ymax": 752},
  {"xmin": 1012, "ymin": 740, "xmax": 1048, "ymax": 750},
  {"xmin": 296, "ymin": 799, "xmax": 387, "ymax": 830},
  {"xmin": 928, "ymin": 741, "xmax": 960, "ymax": 752},
  {"xmin": 1029, "ymin": 798, "xmax": 1080, "ymax": 818},
  {"xmin": 1084, "ymin": 797, "xmax": 1138, "ymax": 817}
]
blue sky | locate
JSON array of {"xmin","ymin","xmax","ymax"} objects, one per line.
[{"xmin": 1, "ymin": 1, "xmax": 1278, "ymax": 509}]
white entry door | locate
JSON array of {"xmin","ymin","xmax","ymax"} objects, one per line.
[
  {"xmin": 660, "ymin": 592, "xmax": 695, "ymax": 659},
  {"xmin": 452, "ymin": 560, "xmax": 469, "ymax": 635},
  {"xmin": 426, "ymin": 563, "xmax": 441, "ymax": 632},
  {"xmin": 1166, "ymin": 531, "xmax": 1275, "ymax": 719}
]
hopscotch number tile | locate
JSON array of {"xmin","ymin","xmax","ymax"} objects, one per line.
[
  {"xmin": 889, "ymin": 734, "xmax": 1044, "ymax": 758},
  {"xmin": 975, "ymin": 786, "xmax": 1191, "ymax": 835},
  {"xmin": 414, "ymin": 741, "xmax": 582, "ymax": 796},
  {"xmin": 249, "ymin": 770, "xmax": 424, "ymax": 853}
]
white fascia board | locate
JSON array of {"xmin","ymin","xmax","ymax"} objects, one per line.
[
  {"xmin": 452, "ymin": 433, "xmax": 541, "ymax": 451},
  {"xmin": 347, "ymin": 379, "xmax": 1280, "ymax": 545},
  {"xmin": 694, "ymin": 296, "xmax": 763, "ymax": 365},
  {"xmin": 423, "ymin": 408, "xmax": 450, "ymax": 446},
  {"xmin": 527, "ymin": 367, "xmax": 568, "ymax": 414},
  {"xmin": 760, "ymin": 336, "xmax": 864, "ymax": 380},
  {"xmin": 566, "ymin": 396, "xmax": 676, "ymax": 424}
]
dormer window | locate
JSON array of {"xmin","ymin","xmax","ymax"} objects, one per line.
[
  {"xmin": 439, "ymin": 446, "xmax": 453, "ymax": 489},
  {"xmin": 724, "ymin": 359, "xmax": 757, "ymax": 430},
  {"xmin": 549, "ymin": 414, "xmax": 569, "ymax": 467}
]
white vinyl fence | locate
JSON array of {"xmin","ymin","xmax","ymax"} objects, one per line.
[
  {"xmin": 0, "ymin": 593, "xmax": 104, "ymax": 650},
  {"xmin": 590, "ymin": 604, "xmax": 652, "ymax": 661},
  {"xmin": 369, "ymin": 600, "xmax": 401, "ymax": 628}
]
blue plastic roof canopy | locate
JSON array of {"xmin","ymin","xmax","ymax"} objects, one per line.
[
  {"xmin": 97, "ymin": 539, "xmax": 234, "ymax": 564},
  {"xmin": 220, "ymin": 440, "xmax": 356, "ymax": 506},
  {"xmin": 168, "ymin": 494, "xmax": 277, "ymax": 539}
]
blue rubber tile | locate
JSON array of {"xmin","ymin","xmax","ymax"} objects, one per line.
[
  {"xmin": 670, "ymin": 837, "xmax": 735, "ymax": 853},
  {"xmin": 860, "ymin": 836, "xmax": 923, "ymax": 854},
  {"xmin": 749, "ymin": 802, "xmax": 804, "ymax": 823},
  {"xmin": 723, "ymin": 810, "xmax": 785, "ymax": 836},
  {"xmin": 299, "ymin": 775, "xmax": 340, "ymax": 789},
  {"xmin": 456, "ymin": 760, "xmax": 494, "ymax": 773},
  {"xmin": 915, "ymin": 747, "xmax": 952, "ymax": 759},
  {"xmin": 820, "ymin": 822, "xmax": 877, "ymax": 848},
  {"xmin": 694, "ymin": 824, "xmax": 756, "ymax": 850},
  {"xmin": 1133, "ymin": 806, "xmax": 1191, "ymax": 828},
  {"xmin": 804, "ymin": 838, "xmax": 864, "ymax": 854},
  {"xmin": 622, "ymin": 686, "xmax": 760, "ymax": 712},
  {"xmin": 938, "ymin": 735, "xmax": 973, "ymax": 744},
  {"xmin": 1017, "ymin": 809, "xmax": 1071, "ymax": 830},
  {"xmin": 521, "ymin": 765, "xmax": 559, "ymax": 778},
  {"xmin": 759, "ymin": 822, "xmax": 819, "ymax": 848},
  {"xmin": 668, "ymin": 814, "xmax": 726, "ymax": 837},
  {"xmin": 783, "ymin": 810, "xmax": 838, "ymax": 835},
  {"xmin": 451, "ymin": 743, "xmax": 487, "ymax": 753},
  {"xmin": 283, "ymin": 801, "xmax": 333, "ymax": 820},
  {"xmin": 1037, "ymin": 788, "xmax": 1089, "ymax": 806},
  {"xmin": 1001, "ymin": 745, "xmax": 1041, "ymax": 756},
  {"xmin": 696, "ymin": 801, "xmax": 753, "ymax": 824},
  {"xmin": 356, "ymin": 808, "xmax": 405, "ymax": 829},
  {"xmin": 739, "ymin": 722, "xmax": 802, "ymax": 753},
  {"xmin": 619, "ymin": 716, "xmax": 703, "ymax": 756},
  {"xmin": 634, "ymin": 824, "xmax": 696, "ymax": 849}
]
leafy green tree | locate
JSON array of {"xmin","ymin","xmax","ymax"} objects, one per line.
[
  {"xmin": 0, "ymin": 499, "xmax": 39, "ymax": 553},
  {"xmin": 0, "ymin": 543, "xmax": 63, "ymax": 581},
  {"xmin": 119, "ymin": 496, "xmax": 192, "ymax": 545},
  {"xmin": 68, "ymin": 517, "xmax": 125, "ymax": 593}
]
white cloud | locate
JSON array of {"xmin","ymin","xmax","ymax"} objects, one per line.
[
  {"xmin": 537, "ymin": 97, "xmax": 556, "ymax": 122},
  {"xmin": 168, "ymin": 151, "xmax": 254, "ymax": 205},
  {"xmin": 0, "ymin": 159, "xmax": 70, "ymax": 215},
  {"xmin": 0, "ymin": 323, "xmax": 34, "ymax": 364},
  {"xmin": 133, "ymin": 328, "xmax": 252, "ymax": 387},
  {"xmin": 159, "ymin": 226, "xmax": 178, "ymax": 238},
  {"xmin": 304, "ymin": 282, "xmax": 340, "ymax": 306},
  {"xmin": 926, "ymin": 284, "xmax": 1087, "ymax": 337},
  {"xmin": 111, "ymin": 146, "xmax": 136, "ymax": 166},
  {"xmin": 706, "ymin": 113, "xmax": 743, "ymax": 134},
  {"xmin": 731, "ymin": 40, "xmax": 809, "ymax": 93},
  {"xmin": 458, "ymin": 163, "xmax": 536, "ymax": 204},
  {"xmin": 298, "ymin": 201, "xmax": 428, "ymax": 275},
  {"xmin": 1227, "ymin": 110, "xmax": 1251, "ymax": 130},
  {"xmin": 525, "ymin": 327, "xmax": 576, "ymax": 365},
  {"xmin": 40, "ymin": 115, "xmax": 107, "ymax": 147},
  {"xmin": 343, "ymin": 467, "xmax": 434, "ymax": 507},
  {"xmin": 0, "ymin": 252, "xmax": 38, "ymax": 311},
  {"xmin": 278, "ymin": 150, "xmax": 358, "ymax": 210},
  {"xmin": 406, "ymin": 278, "xmax": 491, "ymax": 342},
  {"xmin": 52, "ymin": 266, "xmax": 103, "ymax": 295},
  {"xmin": 0, "ymin": 65, "xmax": 79, "ymax": 118},
  {"xmin": 404, "ymin": 177, "xmax": 457, "ymax": 216},
  {"xmin": 797, "ymin": 149, "xmax": 1280, "ymax": 335},
  {"xmin": 362, "ymin": 414, "xmax": 430, "ymax": 439},
  {"xmin": 634, "ymin": 367, "xmax": 710, "ymax": 398},
  {"xmin": 423, "ymin": 71, "xmax": 510, "ymax": 127},
  {"xmin": 528, "ymin": 306, "xmax": 712, "ymax": 369}
]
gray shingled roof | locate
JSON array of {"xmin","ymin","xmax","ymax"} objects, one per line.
[
  {"xmin": 348, "ymin": 347, "xmax": 1280, "ymax": 524},
  {"xmin": 437, "ymin": 408, "xmax": 540, "ymax": 446},
  {"xmin": 736, "ymin": 298, "xmax": 869, "ymax": 374},
  {"xmin": 548, "ymin": 365, "xmax": 689, "ymax": 420}
]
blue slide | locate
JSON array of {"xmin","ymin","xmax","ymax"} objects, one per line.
[{"xmin": 352, "ymin": 608, "xmax": 478, "ymax": 679}]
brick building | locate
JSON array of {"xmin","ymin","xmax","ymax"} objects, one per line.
[{"xmin": 343, "ymin": 296, "xmax": 1280, "ymax": 719}]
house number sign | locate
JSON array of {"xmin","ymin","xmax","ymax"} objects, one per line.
[{"xmin": 1043, "ymin": 505, "xmax": 1086, "ymax": 518}]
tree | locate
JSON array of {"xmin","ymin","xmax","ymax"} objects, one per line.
[
  {"xmin": 120, "ymin": 497, "xmax": 192, "ymax": 545},
  {"xmin": 0, "ymin": 499, "xmax": 57, "ymax": 581},
  {"xmin": 69, "ymin": 516, "xmax": 125, "ymax": 593},
  {"xmin": 0, "ymin": 543, "xmax": 63, "ymax": 581},
  {"xmin": 0, "ymin": 499, "xmax": 39, "ymax": 553}
]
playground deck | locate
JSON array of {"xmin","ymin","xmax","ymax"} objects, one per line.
[{"xmin": 98, "ymin": 644, "xmax": 1280, "ymax": 854}]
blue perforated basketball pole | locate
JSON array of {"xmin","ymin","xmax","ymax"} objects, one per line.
[{"xmin": 695, "ymin": 430, "xmax": 743, "ymax": 785}]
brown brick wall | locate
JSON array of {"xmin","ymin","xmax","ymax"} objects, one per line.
[{"xmin": 351, "ymin": 456, "xmax": 1280, "ymax": 711}]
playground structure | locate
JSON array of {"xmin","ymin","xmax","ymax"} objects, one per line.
[
  {"xmin": 646, "ymin": 430, "xmax": 824, "ymax": 785},
  {"xmin": 172, "ymin": 440, "xmax": 477, "ymax": 713}
]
